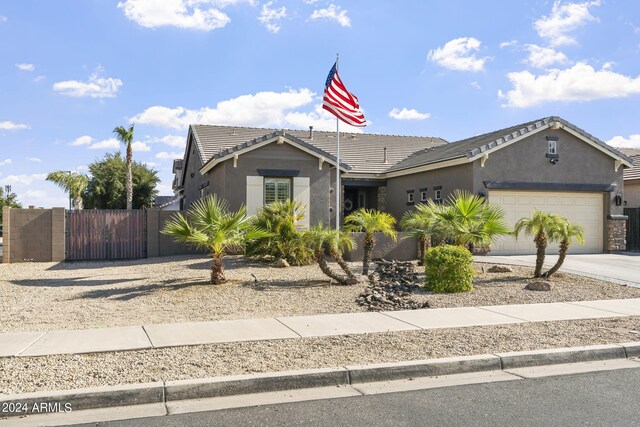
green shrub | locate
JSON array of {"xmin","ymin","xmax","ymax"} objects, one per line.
[
  {"xmin": 246, "ymin": 200, "xmax": 314, "ymax": 266},
  {"xmin": 424, "ymin": 245, "xmax": 474, "ymax": 293}
]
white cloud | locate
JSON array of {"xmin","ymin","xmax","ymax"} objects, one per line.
[
  {"xmin": 34, "ymin": 75, "xmax": 46, "ymax": 83},
  {"xmin": 524, "ymin": 44, "xmax": 568, "ymax": 68},
  {"xmin": 258, "ymin": 1, "xmax": 286, "ymax": 33},
  {"xmin": 534, "ymin": 0, "xmax": 601, "ymax": 47},
  {"xmin": 0, "ymin": 159, "xmax": 12, "ymax": 166},
  {"xmin": 88, "ymin": 138, "xmax": 121, "ymax": 150},
  {"xmin": 16, "ymin": 63, "xmax": 35, "ymax": 72},
  {"xmin": 0, "ymin": 16, "xmax": 6, "ymax": 22},
  {"xmin": 428, "ymin": 37, "xmax": 489, "ymax": 72},
  {"xmin": 143, "ymin": 161, "xmax": 159, "ymax": 168},
  {"xmin": 27, "ymin": 157, "xmax": 42, "ymax": 163},
  {"xmin": 156, "ymin": 151, "xmax": 183, "ymax": 160},
  {"xmin": 500, "ymin": 40, "xmax": 518, "ymax": 48},
  {"xmin": 132, "ymin": 141, "xmax": 151, "ymax": 152},
  {"xmin": 388, "ymin": 108, "xmax": 431, "ymax": 121},
  {"xmin": 4, "ymin": 173, "xmax": 47, "ymax": 185},
  {"xmin": 309, "ymin": 4, "xmax": 351, "ymax": 27},
  {"xmin": 0, "ymin": 121, "xmax": 29, "ymax": 130},
  {"xmin": 499, "ymin": 62, "xmax": 640, "ymax": 108},
  {"xmin": 470, "ymin": 81, "xmax": 481, "ymax": 89},
  {"xmin": 117, "ymin": 0, "xmax": 232, "ymax": 31},
  {"xmin": 607, "ymin": 135, "xmax": 640, "ymax": 149},
  {"xmin": 152, "ymin": 135, "xmax": 185, "ymax": 147},
  {"xmin": 53, "ymin": 68, "xmax": 123, "ymax": 98},
  {"xmin": 70, "ymin": 135, "xmax": 94, "ymax": 146},
  {"xmin": 24, "ymin": 190, "xmax": 48, "ymax": 199}
]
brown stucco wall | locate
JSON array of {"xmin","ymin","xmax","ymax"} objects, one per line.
[
  {"xmin": 182, "ymin": 135, "xmax": 207, "ymax": 210},
  {"xmin": 385, "ymin": 163, "xmax": 474, "ymax": 220},
  {"xmin": 2, "ymin": 207, "xmax": 65, "ymax": 263},
  {"xmin": 343, "ymin": 232, "xmax": 418, "ymax": 261},
  {"xmin": 625, "ymin": 180, "xmax": 640, "ymax": 208},
  {"xmin": 206, "ymin": 142, "xmax": 335, "ymax": 227}
]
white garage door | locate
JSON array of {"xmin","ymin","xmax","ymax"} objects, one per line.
[{"xmin": 489, "ymin": 190, "xmax": 603, "ymax": 255}]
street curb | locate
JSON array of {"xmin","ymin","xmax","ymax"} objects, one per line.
[{"xmin": 1, "ymin": 342, "xmax": 639, "ymax": 418}]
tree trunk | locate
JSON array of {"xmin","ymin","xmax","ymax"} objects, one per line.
[
  {"xmin": 533, "ymin": 231, "xmax": 548, "ymax": 278},
  {"xmin": 330, "ymin": 248, "xmax": 356, "ymax": 280},
  {"xmin": 210, "ymin": 253, "xmax": 226, "ymax": 284},
  {"xmin": 544, "ymin": 239, "xmax": 569, "ymax": 279},
  {"xmin": 74, "ymin": 195, "xmax": 84, "ymax": 211},
  {"xmin": 126, "ymin": 143, "xmax": 133, "ymax": 210},
  {"xmin": 362, "ymin": 234, "xmax": 375, "ymax": 275},
  {"xmin": 316, "ymin": 250, "xmax": 347, "ymax": 285},
  {"xmin": 417, "ymin": 236, "xmax": 430, "ymax": 266}
]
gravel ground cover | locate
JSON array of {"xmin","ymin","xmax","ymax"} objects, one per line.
[
  {"xmin": 1, "ymin": 255, "xmax": 640, "ymax": 332},
  {"xmin": 1, "ymin": 316, "xmax": 638, "ymax": 395}
]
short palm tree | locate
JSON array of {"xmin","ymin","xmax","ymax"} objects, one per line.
[
  {"xmin": 46, "ymin": 171, "xmax": 88, "ymax": 210},
  {"xmin": 543, "ymin": 220, "xmax": 585, "ymax": 279},
  {"xmin": 304, "ymin": 223, "xmax": 351, "ymax": 285},
  {"xmin": 432, "ymin": 190, "xmax": 510, "ymax": 250},
  {"xmin": 514, "ymin": 210, "xmax": 565, "ymax": 278},
  {"xmin": 400, "ymin": 203, "xmax": 439, "ymax": 264},
  {"xmin": 162, "ymin": 195, "xmax": 268, "ymax": 284},
  {"xmin": 324, "ymin": 228, "xmax": 357, "ymax": 281},
  {"xmin": 344, "ymin": 208, "xmax": 397, "ymax": 275},
  {"xmin": 113, "ymin": 124, "xmax": 135, "ymax": 210}
]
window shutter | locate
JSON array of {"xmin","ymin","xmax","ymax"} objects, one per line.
[
  {"xmin": 293, "ymin": 177, "xmax": 310, "ymax": 229},
  {"xmin": 246, "ymin": 176, "xmax": 264, "ymax": 216}
]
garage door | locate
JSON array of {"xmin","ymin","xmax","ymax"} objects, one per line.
[{"xmin": 489, "ymin": 190, "xmax": 603, "ymax": 255}]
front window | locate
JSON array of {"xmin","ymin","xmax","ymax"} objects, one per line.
[
  {"xmin": 548, "ymin": 140, "xmax": 557, "ymax": 155},
  {"xmin": 434, "ymin": 189, "xmax": 442, "ymax": 201},
  {"xmin": 420, "ymin": 191, "xmax": 428, "ymax": 202},
  {"xmin": 264, "ymin": 178, "xmax": 291, "ymax": 204}
]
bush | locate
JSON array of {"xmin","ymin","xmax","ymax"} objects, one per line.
[
  {"xmin": 245, "ymin": 200, "xmax": 314, "ymax": 266},
  {"xmin": 424, "ymin": 245, "xmax": 474, "ymax": 293}
]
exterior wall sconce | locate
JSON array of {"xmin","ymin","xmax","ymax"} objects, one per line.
[
  {"xmin": 614, "ymin": 194, "xmax": 623, "ymax": 206},
  {"xmin": 477, "ymin": 191, "xmax": 486, "ymax": 199},
  {"xmin": 550, "ymin": 158, "xmax": 559, "ymax": 165}
]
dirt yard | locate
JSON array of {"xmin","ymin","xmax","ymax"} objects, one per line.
[{"xmin": 1, "ymin": 255, "xmax": 639, "ymax": 332}]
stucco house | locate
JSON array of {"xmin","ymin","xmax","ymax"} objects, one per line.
[
  {"xmin": 620, "ymin": 149, "xmax": 640, "ymax": 208},
  {"xmin": 172, "ymin": 116, "xmax": 633, "ymax": 255}
]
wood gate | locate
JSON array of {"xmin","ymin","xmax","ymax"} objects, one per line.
[
  {"xmin": 66, "ymin": 210, "xmax": 147, "ymax": 260},
  {"xmin": 625, "ymin": 208, "xmax": 640, "ymax": 252}
]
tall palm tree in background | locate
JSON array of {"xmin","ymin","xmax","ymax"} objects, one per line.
[
  {"xmin": 544, "ymin": 219, "xmax": 585, "ymax": 279},
  {"xmin": 113, "ymin": 124, "xmax": 135, "ymax": 210},
  {"xmin": 46, "ymin": 171, "xmax": 88, "ymax": 210},
  {"xmin": 162, "ymin": 195, "xmax": 268, "ymax": 284},
  {"xmin": 400, "ymin": 203, "xmax": 440, "ymax": 264},
  {"xmin": 514, "ymin": 210, "xmax": 564, "ymax": 278},
  {"xmin": 344, "ymin": 208, "xmax": 397, "ymax": 275},
  {"xmin": 430, "ymin": 190, "xmax": 510, "ymax": 251}
]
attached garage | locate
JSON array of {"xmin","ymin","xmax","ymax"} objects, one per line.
[{"xmin": 489, "ymin": 190, "xmax": 604, "ymax": 255}]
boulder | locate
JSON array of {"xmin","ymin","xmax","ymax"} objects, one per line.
[
  {"xmin": 525, "ymin": 281, "xmax": 552, "ymax": 291},
  {"xmin": 274, "ymin": 258, "xmax": 290, "ymax": 268},
  {"xmin": 487, "ymin": 265, "xmax": 514, "ymax": 273}
]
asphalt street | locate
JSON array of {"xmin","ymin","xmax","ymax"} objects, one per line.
[{"xmin": 81, "ymin": 367, "xmax": 640, "ymax": 427}]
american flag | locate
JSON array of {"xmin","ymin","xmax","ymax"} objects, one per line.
[{"xmin": 322, "ymin": 62, "xmax": 366, "ymax": 127}]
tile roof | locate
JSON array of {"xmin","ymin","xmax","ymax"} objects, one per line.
[
  {"xmin": 190, "ymin": 124, "xmax": 446, "ymax": 174},
  {"xmin": 621, "ymin": 149, "xmax": 640, "ymax": 180},
  {"xmin": 385, "ymin": 116, "xmax": 634, "ymax": 174}
]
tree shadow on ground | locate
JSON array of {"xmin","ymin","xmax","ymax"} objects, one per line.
[
  {"xmin": 8, "ymin": 277, "xmax": 147, "ymax": 288},
  {"xmin": 241, "ymin": 278, "xmax": 330, "ymax": 291},
  {"xmin": 45, "ymin": 254, "xmax": 211, "ymax": 271},
  {"xmin": 71, "ymin": 278, "xmax": 211, "ymax": 301},
  {"xmin": 472, "ymin": 276, "xmax": 530, "ymax": 286}
]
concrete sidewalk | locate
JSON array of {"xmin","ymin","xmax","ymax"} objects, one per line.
[
  {"xmin": 475, "ymin": 253, "xmax": 640, "ymax": 287},
  {"xmin": 2, "ymin": 298, "xmax": 640, "ymax": 358}
]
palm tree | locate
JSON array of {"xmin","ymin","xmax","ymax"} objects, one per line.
[
  {"xmin": 324, "ymin": 228, "xmax": 357, "ymax": 281},
  {"xmin": 400, "ymin": 203, "xmax": 439, "ymax": 264},
  {"xmin": 344, "ymin": 208, "xmax": 397, "ymax": 275},
  {"xmin": 514, "ymin": 210, "xmax": 564, "ymax": 278},
  {"xmin": 113, "ymin": 124, "xmax": 135, "ymax": 210},
  {"xmin": 431, "ymin": 190, "xmax": 510, "ymax": 250},
  {"xmin": 304, "ymin": 223, "xmax": 351, "ymax": 285},
  {"xmin": 46, "ymin": 171, "xmax": 89, "ymax": 210},
  {"xmin": 543, "ymin": 219, "xmax": 585, "ymax": 279},
  {"xmin": 162, "ymin": 195, "xmax": 268, "ymax": 284}
]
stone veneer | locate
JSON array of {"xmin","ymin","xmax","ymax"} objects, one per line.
[
  {"xmin": 607, "ymin": 216, "xmax": 627, "ymax": 251},
  {"xmin": 377, "ymin": 186, "xmax": 387, "ymax": 212}
]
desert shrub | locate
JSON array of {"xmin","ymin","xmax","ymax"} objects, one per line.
[
  {"xmin": 424, "ymin": 244, "xmax": 474, "ymax": 293},
  {"xmin": 246, "ymin": 200, "xmax": 314, "ymax": 266}
]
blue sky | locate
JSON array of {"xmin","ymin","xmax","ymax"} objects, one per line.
[{"xmin": 1, "ymin": 0, "xmax": 639, "ymax": 208}]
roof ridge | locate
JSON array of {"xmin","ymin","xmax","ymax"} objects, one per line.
[{"xmin": 450, "ymin": 117, "xmax": 551, "ymax": 144}]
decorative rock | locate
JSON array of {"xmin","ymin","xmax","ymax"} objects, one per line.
[
  {"xmin": 487, "ymin": 265, "xmax": 513, "ymax": 273},
  {"xmin": 356, "ymin": 260, "xmax": 430, "ymax": 311},
  {"xmin": 525, "ymin": 281, "xmax": 552, "ymax": 291},
  {"xmin": 274, "ymin": 259, "xmax": 290, "ymax": 268}
]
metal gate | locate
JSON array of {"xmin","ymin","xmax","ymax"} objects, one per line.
[
  {"xmin": 66, "ymin": 210, "xmax": 147, "ymax": 260},
  {"xmin": 624, "ymin": 208, "xmax": 640, "ymax": 252}
]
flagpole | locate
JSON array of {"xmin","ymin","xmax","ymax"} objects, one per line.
[{"xmin": 335, "ymin": 53, "xmax": 340, "ymax": 230}]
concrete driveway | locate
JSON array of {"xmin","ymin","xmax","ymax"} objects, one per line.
[{"xmin": 476, "ymin": 253, "xmax": 640, "ymax": 288}]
